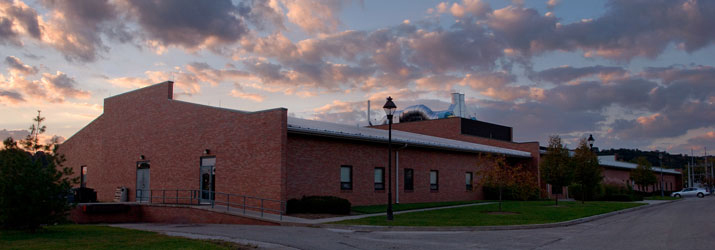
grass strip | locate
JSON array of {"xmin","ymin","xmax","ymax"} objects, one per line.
[
  {"xmin": 0, "ymin": 224, "xmax": 253, "ymax": 250},
  {"xmin": 337, "ymin": 201, "xmax": 644, "ymax": 226}
]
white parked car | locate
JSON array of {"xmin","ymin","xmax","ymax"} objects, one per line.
[{"xmin": 671, "ymin": 187, "xmax": 710, "ymax": 198}]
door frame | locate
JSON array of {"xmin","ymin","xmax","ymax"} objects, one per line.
[
  {"xmin": 136, "ymin": 161, "xmax": 150, "ymax": 202},
  {"xmin": 199, "ymin": 156, "xmax": 216, "ymax": 204}
]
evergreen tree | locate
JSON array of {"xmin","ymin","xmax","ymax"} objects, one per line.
[{"xmin": 0, "ymin": 112, "xmax": 76, "ymax": 231}]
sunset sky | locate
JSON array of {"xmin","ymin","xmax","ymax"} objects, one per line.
[{"xmin": 1, "ymin": 0, "xmax": 714, "ymax": 155}]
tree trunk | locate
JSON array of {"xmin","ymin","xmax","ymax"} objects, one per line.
[
  {"xmin": 582, "ymin": 183, "xmax": 585, "ymax": 204},
  {"xmin": 555, "ymin": 193, "xmax": 558, "ymax": 206},
  {"xmin": 498, "ymin": 184, "xmax": 503, "ymax": 212}
]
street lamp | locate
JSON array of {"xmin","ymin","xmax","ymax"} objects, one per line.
[
  {"xmin": 383, "ymin": 96, "xmax": 397, "ymax": 221},
  {"xmin": 659, "ymin": 152, "xmax": 664, "ymax": 197},
  {"xmin": 587, "ymin": 134, "xmax": 595, "ymax": 150}
]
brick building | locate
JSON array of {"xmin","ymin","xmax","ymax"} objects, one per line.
[
  {"xmin": 59, "ymin": 81, "xmax": 539, "ymax": 208},
  {"xmin": 598, "ymin": 155, "xmax": 682, "ymax": 192}
]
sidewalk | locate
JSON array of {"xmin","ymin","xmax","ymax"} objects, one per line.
[{"xmin": 202, "ymin": 201, "xmax": 495, "ymax": 224}]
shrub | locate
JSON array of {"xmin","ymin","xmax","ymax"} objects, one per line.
[
  {"xmin": 482, "ymin": 185, "xmax": 540, "ymax": 201},
  {"xmin": 286, "ymin": 196, "xmax": 351, "ymax": 214},
  {"xmin": 570, "ymin": 183, "xmax": 644, "ymax": 202}
]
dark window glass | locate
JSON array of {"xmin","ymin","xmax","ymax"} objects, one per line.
[
  {"xmin": 404, "ymin": 168, "xmax": 414, "ymax": 190},
  {"xmin": 374, "ymin": 167, "xmax": 385, "ymax": 190},
  {"xmin": 430, "ymin": 170, "xmax": 439, "ymax": 190},
  {"xmin": 340, "ymin": 165, "xmax": 352, "ymax": 190},
  {"xmin": 466, "ymin": 172, "xmax": 473, "ymax": 191}
]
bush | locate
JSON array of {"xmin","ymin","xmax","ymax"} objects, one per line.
[
  {"xmin": 483, "ymin": 185, "xmax": 540, "ymax": 201},
  {"xmin": 286, "ymin": 196, "xmax": 351, "ymax": 214},
  {"xmin": 570, "ymin": 183, "xmax": 644, "ymax": 202}
]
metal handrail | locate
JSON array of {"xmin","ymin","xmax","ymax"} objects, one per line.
[{"xmin": 135, "ymin": 189, "xmax": 285, "ymax": 220}]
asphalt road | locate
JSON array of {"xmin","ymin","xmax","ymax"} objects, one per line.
[{"xmin": 115, "ymin": 197, "xmax": 715, "ymax": 250}]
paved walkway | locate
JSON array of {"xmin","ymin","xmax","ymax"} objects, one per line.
[{"xmin": 112, "ymin": 198, "xmax": 713, "ymax": 250}]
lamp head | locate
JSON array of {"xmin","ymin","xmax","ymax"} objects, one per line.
[{"xmin": 383, "ymin": 96, "xmax": 397, "ymax": 118}]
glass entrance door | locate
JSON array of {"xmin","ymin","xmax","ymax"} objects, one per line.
[
  {"xmin": 199, "ymin": 157, "xmax": 215, "ymax": 204},
  {"xmin": 136, "ymin": 162, "xmax": 150, "ymax": 202}
]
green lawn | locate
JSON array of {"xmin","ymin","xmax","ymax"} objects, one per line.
[
  {"xmin": 352, "ymin": 200, "xmax": 484, "ymax": 214},
  {"xmin": 337, "ymin": 201, "xmax": 645, "ymax": 226},
  {"xmin": 0, "ymin": 224, "xmax": 251, "ymax": 249}
]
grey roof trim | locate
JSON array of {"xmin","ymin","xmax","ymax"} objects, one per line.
[
  {"xmin": 287, "ymin": 117, "xmax": 531, "ymax": 158},
  {"xmin": 598, "ymin": 155, "xmax": 681, "ymax": 175}
]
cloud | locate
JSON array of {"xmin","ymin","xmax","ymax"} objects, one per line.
[
  {"xmin": 547, "ymin": 0, "xmax": 715, "ymax": 60},
  {"xmin": 0, "ymin": 128, "xmax": 29, "ymax": 141},
  {"xmin": 436, "ymin": 0, "xmax": 491, "ymax": 18},
  {"xmin": 40, "ymin": 71, "xmax": 90, "ymax": 99},
  {"xmin": 108, "ymin": 62, "xmax": 254, "ymax": 96},
  {"xmin": 282, "ymin": 0, "xmax": 349, "ymax": 34},
  {"xmin": 0, "ymin": 89, "xmax": 24, "ymax": 104},
  {"xmin": 1, "ymin": 57, "xmax": 89, "ymax": 103},
  {"xmin": 229, "ymin": 88, "xmax": 264, "ymax": 102},
  {"xmin": 5, "ymin": 56, "xmax": 37, "ymax": 75},
  {"xmin": 37, "ymin": 0, "xmax": 126, "ymax": 62},
  {"xmin": 532, "ymin": 65, "xmax": 628, "ymax": 84},
  {"xmin": 123, "ymin": 0, "xmax": 249, "ymax": 51},
  {"xmin": 0, "ymin": 0, "xmax": 41, "ymax": 45}
]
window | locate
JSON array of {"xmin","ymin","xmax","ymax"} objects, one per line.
[
  {"xmin": 374, "ymin": 167, "xmax": 385, "ymax": 190},
  {"xmin": 340, "ymin": 165, "xmax": 352, "ymax": 190},
  {"xmin": 465, "ymin": 172, "xmax": 473, "ymax": 191},
  {"xmin": 430, "ymin": 170, "xmax": 439, "ymax": 190},
  {"xmin": 404, "ymin": 168, "xmax": 414, "ymax": 191},
  {"xmin": 81, "ymin": 166, "xmax": 88, "ymax": 188}
]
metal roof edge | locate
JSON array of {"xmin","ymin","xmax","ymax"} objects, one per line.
[{"xmin": 287, "ymin": 126, "xmax": 531, "ymax": 158}]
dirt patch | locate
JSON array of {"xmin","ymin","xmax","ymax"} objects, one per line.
[{"xmin": 483, "ymin": 211, "xmax": 520, "ymax": 215}]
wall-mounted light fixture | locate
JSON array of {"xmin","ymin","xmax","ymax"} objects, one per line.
[
  {"xmin": 204, "ymin": 149, "xmax": 211, "ymax": 155},
  {"xmin": 140, "ymin": 155, "xmax": 146, "ymax": 160}
]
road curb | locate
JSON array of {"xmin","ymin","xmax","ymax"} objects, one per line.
[{"xmin": 318, "ymin": 199, "xmax": 681, "ymax": 232}]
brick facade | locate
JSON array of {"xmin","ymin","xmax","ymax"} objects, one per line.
[
  {"xmin": 59, "ymin": 82, "xmax": 287, "ymax": 203},
  {"xmin": 602, "ymin": 167, "xmax": 681, "ymax": 192},
  {"xmin": 59, "ymin": 81, "xmax": 537, "ymax": 208},
  {"xmin": 371, "ymin": 118, "xmax": 542, "ymax": 187},
  {"xmin": 286, "ymin": 134, "xmax": 483, "ymax": 206}
]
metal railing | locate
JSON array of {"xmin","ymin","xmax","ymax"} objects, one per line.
[{"xmin": 135, "ymin": 189, "xmax": 285, "ymax": 220}]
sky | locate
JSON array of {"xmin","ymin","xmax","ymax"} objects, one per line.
[{"xmin": 1, "ymin": 0, "xmax": 714, "ymax": 155}]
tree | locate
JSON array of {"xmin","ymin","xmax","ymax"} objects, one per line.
[
  {"xmin": 479, "ymin": 154, "xmax": 540, "ymax": 211},
  {"xmin": 478, "ymin": 154, "xmax": 510, "ymax": 212},
  {"xmin": 631, "ymin": 157, "xmax": 657, "ymax": 193},
  {"xmin": 540, "ymin": 135, "xmax": 574, "ymax": 206},
  {"xmin": 0, "ymin": 112, "xmax": 76, "ymax": 231},
  {"xmin": 22, "ymin": 110, "xmax": 48, "ymax": 153},
  {"xmin": 572, "ymin": 138, "xmax": 602, "ymax": 203}
]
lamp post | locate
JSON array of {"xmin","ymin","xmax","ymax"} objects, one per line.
[
  {"xmin": 587, "ymin": 134, "xmax": 595, "ymax": 150},
  {"xmin": 383, "ymin": 96, "xmax": 397, "ymax": 221},
  {"xmin": 659, "ymin": 152, "xmax": 664, "ymax": 197}
]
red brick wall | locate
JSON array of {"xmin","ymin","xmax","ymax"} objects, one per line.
[
  {"xmin": 372, "ymin": 118, "xmax": 541, "ymax": 188},
  {"xmin": 286, "ymin": 134, "xmax": 484, "ymax": 206},
  {"xmin": 603, "ymin": 167, "xmax": 681, "ymax": 192},
  {"xmin": 59, "ymin": 82, "xmax": 287, "ymax": 203}
]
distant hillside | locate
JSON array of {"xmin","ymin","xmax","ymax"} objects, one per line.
[{"xmin": 598, "ymin": 148, "xmax": 711, "ymax": 169}]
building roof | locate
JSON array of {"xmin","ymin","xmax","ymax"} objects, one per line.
[
  {"xmin": 598, "ymin": 155, "xmax": 681, "ymax": 175},
  {"xmin": 287, "ymin": 117, "xmax": 531, "ymax": 158}
]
